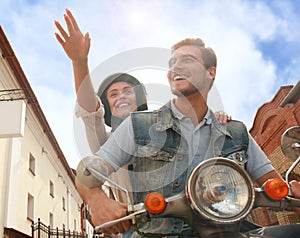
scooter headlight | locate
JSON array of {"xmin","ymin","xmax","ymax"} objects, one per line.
[{"xmin": 186, "ymin": 157, "xmax": 254, "ymax": 223}]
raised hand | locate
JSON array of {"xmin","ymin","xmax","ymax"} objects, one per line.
[
  {"xmin": 54, "ymin": 9, "xmax": 90, "ymax": 62},
  {"xmin": 54, "ymin": 9, "xmax": 97, "ymax": 110}
]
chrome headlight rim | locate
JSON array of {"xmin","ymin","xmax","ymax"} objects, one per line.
[{"xmin": 186, "ymin": 157, "xmax": 255, "ymax": 224}]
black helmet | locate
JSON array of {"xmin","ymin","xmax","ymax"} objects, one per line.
[{"xmin": 97, "ymin": 73, "xmax": 148, "ymax": 127}]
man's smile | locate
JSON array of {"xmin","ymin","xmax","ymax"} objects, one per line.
[{"xmin": 173, "ymin": 75, "xmax": 186, "ymax": 81}]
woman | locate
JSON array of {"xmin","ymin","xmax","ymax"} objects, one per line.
[
  {"xmin": 55, "ymin": 9, "xmax": 149, "ymax": 154},
  {"xmin": 55, "ymin": 8, "xmax": 151, "ymax": 204}
]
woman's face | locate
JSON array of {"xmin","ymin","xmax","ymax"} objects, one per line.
[{"xmin": 106, "ymin": 81, "xmax": 138, "ymax": 119}]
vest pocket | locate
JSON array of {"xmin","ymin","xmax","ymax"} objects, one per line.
[
  {"xmin": 136, "ymin": 143, "xmax": 176, "ymax": 162},
  {"xmin": 221, "ymin": 148, "xmax": 248, "ymax": 165}
]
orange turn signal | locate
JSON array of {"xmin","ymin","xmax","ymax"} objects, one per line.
[
  {"xmin": 145, "ymin": 192, "xmax": 166, "ymax": 214},
  {"xmin": 264, "ymin": 179, "xmax": 289, "ymax": 200}
]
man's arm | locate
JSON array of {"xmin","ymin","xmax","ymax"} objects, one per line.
[
  {"xmin": 245, "ymin": 134, "xmax": 283, "ymax": 186},
  {"xmin": 75, "ymin": 178, "xmax": 130, "ymax": 234},
  {"xmin": 76, "ymin": 158, "xmax": 131, "ymax": 235},
  {"xmin": 255, "ymin": 170, "xmax": 283, "ymax": 187}
]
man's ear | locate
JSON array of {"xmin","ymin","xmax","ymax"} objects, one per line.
[
  {"xmin": 167, "ymin": 70, "xmax": 172, "ymax": 80},
  {"xmin": 208, "ymin": 66, "xmax": 216, "ymax": 79}
]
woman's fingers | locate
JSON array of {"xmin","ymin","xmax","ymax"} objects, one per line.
[
  {"xmin": 215, "ymin": 111, "xmax": 232, "ymax": 124},
  {"xmin": 54, "ymin": 32, "xmax": 65, "ymax": 46},
  {"xmin": 54, "ymin": 20, "xmax": 69, "ymax": 41},
  {"xmin": 66, "ymin": 8, "xmax": 81, "ymax": 32},
  {"xmin": 64, "ymin": 13, "xmax": 75, "ymax": 35}
]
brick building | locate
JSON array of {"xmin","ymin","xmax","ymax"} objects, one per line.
[{"xmin": 249, "ymin": 81, "xmax": 300, "ymax": 226}]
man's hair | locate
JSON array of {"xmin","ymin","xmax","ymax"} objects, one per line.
[{"xmin": 171, "ymin": 38, "xmax": 217, "ymax": 70}]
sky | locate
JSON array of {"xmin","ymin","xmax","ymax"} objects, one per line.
[{"xmin": 1, "ymin": 0, "xmax": 299, "ymax": 169}]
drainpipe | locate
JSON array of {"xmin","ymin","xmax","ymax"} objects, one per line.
[{"xmin": 67, "ymin": 187, "xmax": 71, "ymax": 229}]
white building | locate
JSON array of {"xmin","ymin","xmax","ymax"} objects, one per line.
[{"xmin": 0, "ymin": 26, "xmax": 85, "ymax": 237}]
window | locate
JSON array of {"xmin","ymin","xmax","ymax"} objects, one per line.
[
  {"xmin": 62, "ymin": 197, "xmax": 66, "ymax": 211},
  {"xmin": 50, "ymin": 180, "xmax": 54, "ymax": 197},
  {"xmin": 29, "ymin": 153, "xmax": 36, "ymax": 175},
  {"xmin": 74, "ymin": 219, "xmax": 76, "ymax": 231},
  {"xmin": 27, "ymin": 194, "xmax": 34, "ymax": 221},
  {"xmin": 49, "ymin": 213, "xmax": 53, "ymax": 228}
]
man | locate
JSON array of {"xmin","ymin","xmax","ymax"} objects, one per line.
[{"xmin": 76, "ymin": 38, "xmax": 284, "ymax": 236}]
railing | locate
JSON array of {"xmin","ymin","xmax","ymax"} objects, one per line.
[{"xmin": 32, "ymin": 218, "xmax": 86, "ymax": 238}]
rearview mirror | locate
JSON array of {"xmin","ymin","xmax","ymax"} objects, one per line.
[
  {"xmin": 281, "ymin": 126, "xmax": 300, "ymax": 183},
  {"xmin": 281, "ymin": 126, "xmax": 300, "ymax": 162}
]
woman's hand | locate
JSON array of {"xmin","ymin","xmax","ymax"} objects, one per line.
[
  {"xmin": 54, "ymin": 9, "xmax": 90, "ymax": 62},
  {"xmin": 215, "ymin": 111, "xmax": 232, "ymax": 125},
  {"xmin": 54, "ymin": 9, "xmax": 97, "ymax": 108}
]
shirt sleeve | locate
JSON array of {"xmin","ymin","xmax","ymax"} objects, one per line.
[
  {"xmin": 95, "ymin": 116, "xmax": 137, "ymax": 171},
  {"xmin": 74, "ymin": 97, "xmax": 110, "ymax": 154},
  {"xmin": 246, "ymin": 134, "xmax": 275, "ymax": 181}
]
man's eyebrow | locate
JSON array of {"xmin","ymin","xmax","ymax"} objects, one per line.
[
  {"xmin": 168, "ymin": 54, "xmax": 198, "ymax": 64},
  {"xmin": 182, "ymin": 54, "xmax": 198, "ymax": 60}
]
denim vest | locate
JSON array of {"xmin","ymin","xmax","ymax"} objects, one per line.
[{"xmin": 128, "ymin": 101, "xmax": 249, "ymax": 237}]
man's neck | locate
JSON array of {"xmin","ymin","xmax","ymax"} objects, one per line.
[{"xmin": 173, "ymin": 93, "xmax": 208, "ymax": 127}]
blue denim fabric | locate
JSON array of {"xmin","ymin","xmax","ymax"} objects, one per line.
[{"xmin": 128, "ymin": 101, "xmax": 249, "ymax": 237}]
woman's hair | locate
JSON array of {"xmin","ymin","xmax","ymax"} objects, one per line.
[{"xmin": 97, "ymin": 73, "xmax": 148, "ymax": 127}]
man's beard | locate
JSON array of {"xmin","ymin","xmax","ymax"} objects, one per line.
[{"xmin": 171, "ymin": 85, "xmax": 199, "ymax": 98}]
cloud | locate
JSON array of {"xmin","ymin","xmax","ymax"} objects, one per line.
[{"xmin": 34, "ymin": 85, "xmax": 79, "ymax": 167}]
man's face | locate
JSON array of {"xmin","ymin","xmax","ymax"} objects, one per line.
[{"xmin": 167, "ymin": 45, "xmax": 212, "ymax": 98}]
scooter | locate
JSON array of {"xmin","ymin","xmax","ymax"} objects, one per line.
[{"xmin": 91, "ymin": 126, "xmax": 300, "ymax": 237}]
